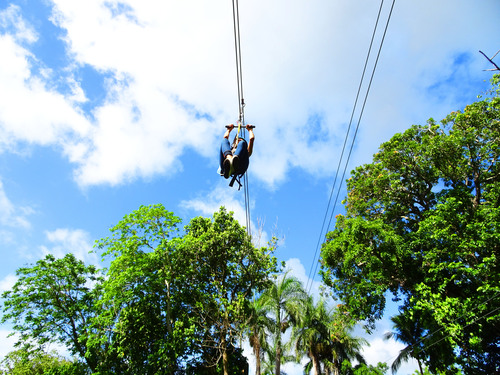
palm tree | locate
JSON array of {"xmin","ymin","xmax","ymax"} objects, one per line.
[
  {"xmin": 384, "ymin": 312, "xmax": 426, "ymax": 375},
  {"xmin": 247, "ymin": 296, "xmax": 273, "ymax": 375},
  {"xmin": 259, "ymin": 271, "xmax": 308, "ymax": 375},
  {"xmin": 261, "ymin": 340, "xmax": 296, "ymax": 375},
  {"xmin": 292, "ymin": 297, "xmax": 367, "ymax": 375},
  {"xmin": 291, "ymin": 297, "xmax": 330, "ymax": 374},
  {"xmin": 325, "ymin": 323, "xmax": 366, "ymax": 375}
]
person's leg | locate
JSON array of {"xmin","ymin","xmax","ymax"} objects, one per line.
[
  {"xmin": 233, "ymin": 139, "xmax": 249, "ymax": 174},
  {"xmin": 220, "ymin": 138, "xmax": 233, "ymax": 178}
]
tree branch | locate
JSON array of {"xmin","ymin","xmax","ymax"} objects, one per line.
[{"xmin": 479, "ymin": 50, "xmax": 500, "ymax": 71}]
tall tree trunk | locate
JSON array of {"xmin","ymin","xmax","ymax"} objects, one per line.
[
  {"xmin": 275, "ymin": 344, "xmax": 281, "ymax": 375},
  {"xmin": 223, "ymin": 348, "xmax": 229, "ymax": 375},
  {"xmin": 253, "ymin": 337, "xmax": 261, "ymax": 375},
  {"xmin": 275, "ymin": 312, "xmax": 282, "ymax": 375},
  {"xmin": 165, "ymin": 279, "xmax": 175, "ymax": 375},
  {"xmin": 311, "ymin": 352, "xmax": 322, "ymax": 375},
  {"xmin": 333, "ymin": 362, "xmax": 340, "ymax": 375},
  {"xmin": 221, "ymin": 335, "xmax": 229, "ymax": 375}
]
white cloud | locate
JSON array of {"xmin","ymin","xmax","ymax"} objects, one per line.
[
  {"xmin": 362, "ymin": 336, "xmax": 420, "ymax": 375},
  {"xmin": 0, "ymin": 274, "xmax": 17, "ymax": 294},
  {"xmin": 1, "ymin": 0, "xmax": 499, "ymax": 189},
  {"xmin": 0, "ymin": 5, "xmax": 91, "ymax": 156},
  {"xmin": 284, "ymin": 257, "xmax": 324, "ymax": 302},
  {"xmin": 0, "ymin": 4, "xmax": 37, "ymax": 43},
  {"xmin": 0, "ymin": 179, "xmax": 32, "ymax": 229},
  {"xmin": 0, "ymin": 330, "xmax": 18, "ymax": 359},
  {"xmin": 47, "ymin": 0, "xmax": 233, "ymax": 186},
  {"xmin": 40, "ymin": 228, "xmax": 99, "ymax": 266}
]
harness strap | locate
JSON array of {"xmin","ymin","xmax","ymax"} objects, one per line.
[{"xmin": 229, "ymin": 174, "xmax": 243, "ymax": 190}]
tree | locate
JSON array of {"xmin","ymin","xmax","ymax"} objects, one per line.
[
  {"xmin": 259, "ymin": 271, "xmax": 308, "ymax": 375},
  {"xmin": 341, "ymin": 361, "xmax": 388, "ymax": 375},
  {"xmin": 247, "ymin": 296, "xmax": 273, "ymax": 375},
  {"xmin": 291, "ymin": 297, "xmax": 331, "ymax": 375},
  {"xmin": 321, "ymin": 304, "xmax": 367, "ymax": 375},
  {"xmin": 1, "ymin": 253, "xmax": 103, "ymax": 373},
  {"xmin": 2, "ymin": 205, "xmax": 278, "ymax": 374},
  {"xmin": 383, "ymin": 311, "xmax": 426, "ymax": 374},
  {"xmin": 92, "ymin": 204, "xmax": 190, "ymax": 374},
  {"xmin": 0, "ymin": 349, "xmax": 88, "ymax": 375},
  {"xmin": 260, "ymin": 340, "xmax": 295, "ymax": 375},
  {"xmin": 181, "ymin": 207, "xmax": 278, "ymax": 375},
  {"xmin": 320, "ymin": 75, "xmax": 500, "ymax": 373},
  {"xmin": 291, "ymin": 296, "xmax": 367, "ymax": 375}
]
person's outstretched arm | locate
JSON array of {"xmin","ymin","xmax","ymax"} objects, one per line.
[
  {"xmin": 246, "ymin": 125, "xmax": 255, "ymax": 156},
  {"xmin": 224, "ymin": 124, "xmax": 234, "ymax": 139}
]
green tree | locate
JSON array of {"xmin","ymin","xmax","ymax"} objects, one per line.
[
  {"xmin": 383, "ymin": 311, "xmax": 426, "ymax": 374},
  {"xmin": 1, "ymin": 205, "xmax": 279, "ymax": 374},
  {"xmin": 92, "ymin": 204, "xmax": 193, "ymax": 374},
  {"xmin": 323, "ymin": 307, "xmax": 367, "ymax": 375},
  {"xmin": 341, "ymin": 361, "xmax": 388, "ymax": 375},
  {"xmin": 259, "ymin": 271, "xmax": 308, "ymax": 375},
  {"xmin": 291, "ymin": 297, "xmax": 331, "ymax": 374},
  {"xmin": 320, "ymin": 75, "xmax": 500, "ymax": 373},
  {"xmin": 0, "ymin": 349, "xmax": 88, "ymax": 375},
  {"xmin": 181, "ymin": 207, "xmax": 278, "ymax": 375},
  {"xmin": 260, "ymin": 340, "xmax": 295, "ymax": 375},
  {"xmin": 246, "ymin": 296, "xmax": 273, "ymax": 375},
  {"xmin": 1, "ymin": 254, "xmax": 103, "ymax": 373}
]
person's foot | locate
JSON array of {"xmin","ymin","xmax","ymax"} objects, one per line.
[
  {"xmin": 232, "ymin": 155, "xmax": 240, "ymax": 174},
  {"xmin": 223, "ymin": 158, "xmax": 231, "ymax": 179}
]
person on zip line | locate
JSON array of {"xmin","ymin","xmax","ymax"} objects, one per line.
[{"xmin": 219, "ymin": 123, "xmax": 254, "ymax": 180}]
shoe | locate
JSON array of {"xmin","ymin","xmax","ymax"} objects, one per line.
[
  {"xmin": 223, "ymin": 158, "xmax": 231, "ymax": 179},
  {"xmin": 232, "ymin": 155, "xmax": 240, "ymax": 174}
]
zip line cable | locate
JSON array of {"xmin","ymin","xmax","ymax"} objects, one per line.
[
  {"xmin": 231, "ymin": 0, "xmax": 251, "ymax": 238},
  {"xmin": 306, "ymin": 0, "xmax": 396, "ymax": 293},
  {"xmin": 232, "ymin": 0, "xmax": 244, "ymax": 121}
]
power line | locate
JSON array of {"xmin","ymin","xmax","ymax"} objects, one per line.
[
  {"xmin": 382, "ymin": 292, "xmax": 500, "ymax": 367},
  {"xmin": 306, "ymin": 0, "xmax": 395, "ymax": 293},
  {"xmin": 324, "ymin": 0, "xmax": 396, "ymax": 236},
  {"xmin": 305, "ymin": 0, "xmax": 385, "ymax": 292}
]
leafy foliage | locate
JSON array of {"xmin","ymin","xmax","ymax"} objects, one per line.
[
  {"xmin": 181, "ymin": 207, "xmax": 278, "ymax": 374},
  {"xmin": 341, "ymin": 361, "xmax": 389, "ymax": 375},
  {"xmin": 0, "ymin": 349, "xmax": 89, "ymax": 375},
  {"xmin": 320, "ymin": 75, "xmax": 500, "ymax": 373},
  {"xmin": 1, "ymin": 205, "xmax": 278, "ymax": 375},
  {"xmin": 259, "ymin": 271, "xmax": 308, "ymax": 375},
  {"xmin": 91, "ymin": 204, "xmax": 188, "ymax": 374},
  {"xmin": 291, "ymin": 297, "xmax": 367, "ymax": 375},
  {"xmin": 1, "ymin": 253, "xmax": 103, "ymax": 372}
]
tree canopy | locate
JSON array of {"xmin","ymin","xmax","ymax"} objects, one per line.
[
  {"xmin": 320, "ymin": 75, "xmax": 500, "ymax": 373},
  {"xmin": 1, "ymin": 253, "xmax": 103, "ymax": 372},
  {"xmin": 2, "ymin": 205, "xmax": 279, "ymax": 375}
]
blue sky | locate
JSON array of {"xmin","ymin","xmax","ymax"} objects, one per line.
[{"xmin": 0, "ymin": 0, "xmax": 499, "ymax": 373}]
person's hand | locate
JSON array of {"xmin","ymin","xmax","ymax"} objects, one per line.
[
  {"xmin": 246, "ymin": 124, "xmax": 255, "ymax": 130},
  {"xmin": 226, "ymin": 124, "xmax": 235, "ymax": 130}
]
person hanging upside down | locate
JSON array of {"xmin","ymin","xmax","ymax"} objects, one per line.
[{"xmin": 219, "ymin": 124, "xmax": 255, "ymax": 179}]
